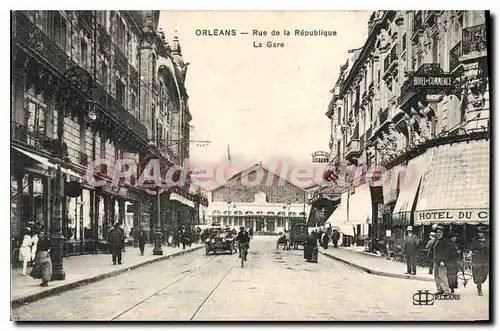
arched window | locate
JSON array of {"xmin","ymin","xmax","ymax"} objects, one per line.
[
  {"xmin": 245, "ymin": 211, "xmax": 253, "ymax": 215},
  {"xmin": 299, "ymin": 212, "xmax": 306, "ymax": 216},
  {"xmin": 212, "ymin": 210, "xmax": 221, "ymax": 215},
  {"xmin": 290, "ymin": 212, "xmax": 297, "ymax": 216},
  {"xmin": 256, "ymin": 211, "xmax": 263, "ymax": 215},
  {"xmin": 277, "ymin": 211, "xmax": 285, "ymax": 216},
  {"xmin": 267, "ymin": 212, "xmax": 275, "ymax": 215}
]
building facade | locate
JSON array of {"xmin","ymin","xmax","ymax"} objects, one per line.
[
  {"xmin": 11, "ymin": 10, "xmax": 207, "ymax": 258},
  {"xmin": 206, "ymin": 164, "xmax": 311, "ymax": 234},
  {"xmin": 320, "ymin": 10, "xmax": 489, "ymax": 247}
]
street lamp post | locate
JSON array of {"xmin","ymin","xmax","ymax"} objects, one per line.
[
  {"xmin": 227, "ymin": 199, "xmax": 232, "ymax": 227},
  {"xmin": 283, "ymin": 201, "xmax": 291, "ymax": 231},
  {"xmin": 153, "ymin": 187, "xmax": 163, "ymax": 255}
]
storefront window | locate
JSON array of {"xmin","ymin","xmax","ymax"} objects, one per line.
[
  {"xmin": 125, "ymin": 201, "xmax": 133, "ymax": 238},
  {"xmin": 97, "ymin": 196, "xmax": 105, "ymax": 239},
  {"xmin": 21, "ymin": 174, "xmax": 46, "ymax": 229},
  {"xmin": 11, "ymin": 175, "xmax": 21, "ymax": 239},
  {"xmin": 82, "ymin": 190, "xmax": 91, "ymax": 240}
]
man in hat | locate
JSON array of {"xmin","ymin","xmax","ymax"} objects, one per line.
[
  {"xmin": 425, "ymin": 232, "xmax": 437, "ymax": 275},
  {"xmin": 108, "ymin": 222, "xmax": 125, "ymax": 265},
  {"xmin": 447, "ymin": 232, "xmax": 461, "ymax": 293},
  {"xmin": 470, "ymin": 229, "xmax": 489, "ymax": 296},
  {"xmin": 432, "ymin": 226, "xmax": 452, "ymax": 294},
  {"xmin": 403, "ymin": 226, "xmax": 420, "ymax": 275}
]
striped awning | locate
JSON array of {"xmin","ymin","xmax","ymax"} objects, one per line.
[{"xmin": 414, "ymin": 140, "xmax": 490, "ymax": 225}]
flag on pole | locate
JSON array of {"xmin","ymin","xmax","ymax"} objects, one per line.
[{"xmin": 227, "ymin": 144, "xmax": 231, "ymax": 162}]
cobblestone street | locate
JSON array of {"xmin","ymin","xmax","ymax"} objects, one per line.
[{"xmin": 12, "ymin": 236, "xmax": 489, "ymax": 321}]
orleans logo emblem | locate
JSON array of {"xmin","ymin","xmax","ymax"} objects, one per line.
[{"xmin": 412, "ymin": 290, "xmax": 435, "ymax": 306}]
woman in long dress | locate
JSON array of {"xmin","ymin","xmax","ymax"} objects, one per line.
[
  {"xmin": 19, "ymin": 227, "xmax": 32, "ymax": 276},
  {"xmin": 31, "ymin": 231, "xmax": 39, "ymax": 264},
  {"xmin": 30, "ymin": 231, "xmax": 53, "ymax": 287}
]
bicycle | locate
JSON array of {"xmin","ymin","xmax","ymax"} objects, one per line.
[
  {"xmin": 457, "ymin": 250, "xmax": 473, "ymax": 287},
  {"xmin": 239, "ymin": 243, "xmax": 248, "ymax": 268}
]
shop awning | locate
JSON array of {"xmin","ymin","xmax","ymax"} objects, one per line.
[
  {"xmin": 13, "ymin": 147, "xmax": 86, "ymax": 180},
  {"xmin": 339, "ymin": 223, "xmax": 355, "ymax": 237},
  {"xmin": 392, "ymin": 152, "xmax": 432, "ymax": 226},
  {"xmin": 383, "ymin": 164, "xmax": 403, "ymax": 205},
  {"xmin": 326, "ymin": 192, "xmax": 348, "ymax": 227},
  {"xmin": 348, "ymin": 183, "xmax": 372, "ymax": 225},
  {"xmin": 414, "ymin": 140, "xmax": 490, "ymax": 225},
  {"xmin": 170, "ymin": 192, "xmax": 195, "ymax": 208}
]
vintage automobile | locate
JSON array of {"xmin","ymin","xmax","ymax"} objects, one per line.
[{"xmin": 205, "ymin": 228, "xmax": 236, "ymax": 255}]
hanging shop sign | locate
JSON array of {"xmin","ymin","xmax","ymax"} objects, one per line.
[
  {"xmin": 311, "ymin": 151, "xmax": 330, "ymax": 163},
  {"xmin": 415, "ymin": 209, "xmax": 489, "ymax": 223}
]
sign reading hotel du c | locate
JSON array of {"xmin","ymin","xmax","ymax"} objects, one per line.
[{"xmin": 415, "ymin": 209, "xmax": 489, "ymax": 223}]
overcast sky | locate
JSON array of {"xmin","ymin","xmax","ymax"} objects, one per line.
[{"xmin": 159, "ymin": 11, "xmax": 372, "ymax": 180}]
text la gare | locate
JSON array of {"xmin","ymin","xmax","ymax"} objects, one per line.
[{"xmin": 254, "ymin": 41, "xmax": 284, "ymax": 48}]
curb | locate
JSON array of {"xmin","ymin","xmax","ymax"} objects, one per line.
[
  {"xmin": 320, "ymin": 250, "xmax": 434, "ymax": 283},
  {"xmin": 11, "ymin": 245, "xmax": 204, "ymax": 308}
]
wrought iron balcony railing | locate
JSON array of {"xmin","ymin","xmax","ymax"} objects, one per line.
[
  {"xmin": 97, "ymin": 23, "xmax": 112, "ymax": 55},
  {"xmin": 12, "ymin": 122, "xmax": 54, "ymax": 154},
  {"xmin": 449, "ymin": 41, "xmax": 462, "ymax": 72},
  {"xmin": 12, "ymin": 11, "xmax": 68, "ymax": 73},
  {"xmin": 130, "ymin": 64, "xmax": 139, "ymax": 88},
  {"xmin": 113, "ymin": 44, "xmax": 129, "ymax": 74},
  {"xmin": 366, "ymin": 125, "xmax": 373, "ymax": 140},
  {"xmin": 92, "ymin": 83, "xmax": 148, "ymax": 141},
  {"xmin": 359, "ymin": 134, "xmax": 365, "ymax": 149},
  {"xmin": 462, "ymin": 23, "xmax": 487, "ymax": 56}
]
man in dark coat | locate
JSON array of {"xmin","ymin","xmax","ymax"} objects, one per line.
[
  {"xmin": 446, "ymin": 232, "xmax": 461, "ymax": 293},
  {"xmin": 331, "ymin": 230, "xmax": 340, "ymax": 248},
  {"xmin": 304, "ymin": 232, "xmax": 317, "ymax": 261},
  {"xmin": 138, "ymin": 227, "xmax": 148, "ymax": 256},
  {"xmin": 403, "ymin": 226, "xmax": 420, "ymax": 275},
  {"xmin": 471, "ymin": 231, "xmax": 489, "ymax": 296},
  {"xmin": 108, "ymin": 223, "xmax": 125, "ymax": 265},
  {"xmin": 425, "ymin": 232, "xmax": 437, "ymax": 275},
  {"xmin": 432, "ymin": 226, "xmax": 453, "ymax": 294}
]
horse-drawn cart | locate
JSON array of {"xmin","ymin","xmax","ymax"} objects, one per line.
[{"xmin": 289, "ymin": 222, "xmax": 308, "ymax": 250}]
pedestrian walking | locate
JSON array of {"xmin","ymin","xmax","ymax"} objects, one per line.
[
  {"xmin": 19, "ymin": 227, "xmax": 32, "ymax": 276},
  {"xmin": 108, "ymin": 222, "xmax": 125, "ymax": 265},
  {"xmin": 432, "ymin": 226, "xmax": 453, "ymax": 294},
  {"xmin": 425, "ymin": 232, "xmax": 436, "ymax": 275},
  {"xmin": 31, "ymin": 231, "xmax": 39, "ymax": 265},
  {"xmin": 138, "ymin": 227, "xmax": 148, "ymax": 256},
  {"xmin": 30, "ymin": 231, "xmax": 52, "ymax": 287},
  {"xmin": 470, "ymin": 230, "xmax": 489, "ymax": 296},
  {"xmin": 403, "ymin": 226, "xmax": 419, "ymax": 275},
  {"xmin": 331, "ymin": 229, "xmax": 340, "ymax": 248},
  {"xmin": 248, "ymin": 228, "xmax": 254, "ymax": 240},
  {"xmin": 447, "ymin": 232, "xmax": 461, "ymax": 293}
]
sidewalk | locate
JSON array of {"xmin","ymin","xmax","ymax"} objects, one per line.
[
  {"xmin": 11, "ymin": 243, "xmax": 203, "ymax": 307},
  {"xmin": 319, "ymin": 245, "xmax": 435, "ymax": 282}
]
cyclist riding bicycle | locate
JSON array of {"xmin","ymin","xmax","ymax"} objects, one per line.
[{"xmin": 236, "ymin": 226, "xmax": 250, "ymax": 261}]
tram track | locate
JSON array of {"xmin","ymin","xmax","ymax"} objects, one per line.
[{"xmin": 109, "ymin": 253, "xmax": 240, "ymax": 321}]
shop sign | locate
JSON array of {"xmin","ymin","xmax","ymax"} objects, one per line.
[
  {"xmin": 311, "ymin": 151, "xmax": 329, "ymax": 163},
  {"xmin": 415, "ymin": 209, "xmax": 489, "ymax": 222},
  {"xmin": 412, "ymin": 76, "xmax": 453, "ymax": 87}
]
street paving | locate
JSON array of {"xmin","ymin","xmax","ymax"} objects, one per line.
[{"xmin": 11, "ymin": 236, "xmax": 489, "ymax": 321}]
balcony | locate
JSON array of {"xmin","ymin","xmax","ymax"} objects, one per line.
[
  {"xmin": 130, "ymin": 64, "xmax": 140, "ymax": 88},
  {"xmin": 11, "ymin": 122, "xmax": 55, "ymax": 155},
  {"xmin": 12, "ymin": 11, "xmax": 69, "ymax": 73},
  {"xmin": 462, "ymin": 23, "xmax": 487, "ymax": 60},
  {"xmin": 93, "ymin": 83, "xmax": 148, "ymax": 143},
  {"xmin": 359, "ymin": 134, "xmax": 365, "ymax": 150},
  {"xmin": 114, "ymin": 44, "xmax": 129, "ymax": 75},
  {"xmin": 383, "ymin": 45, "xmax": 398, "ymax": 79},
  {"xmin": 98, "ymin": 24, "xmax": 112, "ymax": 55},
  {"xmin": 76, "ymin": 11, "xmax": 93, "ymax": 36},
  {"xmin": 345, "ymin": 139, "xmax": 361, "ymax": 160},
  {"xmin": 398, "ymin": 63, "xmax": 454, "ymax": 108},
  {"xmin": 366, "ymin": 125, "xmax": 373, "ymax": 140}
]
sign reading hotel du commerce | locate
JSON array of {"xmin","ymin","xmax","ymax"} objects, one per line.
[{"xmin": 415, "ymin": 209, "xmax": 489, "ymax": 224}]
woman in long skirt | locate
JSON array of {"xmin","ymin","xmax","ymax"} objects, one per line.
[
  {"xmin": 30, "ymin": 231, "xmax": 53, "ymax": 287},
  {"xmin": 19, "ymin": 227, "xmax": 32, "ymax": 276},
  {"xmin": 446, "ymin": 233, "xmax": 460, "ymax": 293},
  {"xmin": 470, "ymin": 231, "xmax": 489, "ymax": 296}
]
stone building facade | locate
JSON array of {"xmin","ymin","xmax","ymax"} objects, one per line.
[
  {"xmin": 321, "ymin": 10, "xmax": 489, "ymax": 247},
  {"xmin": 10, "ymin": 10, "xmax": 206, "ymax": 258},
  {"xmin": 207, "ymin": 164, "xmax": 310, "ymax": 234}
]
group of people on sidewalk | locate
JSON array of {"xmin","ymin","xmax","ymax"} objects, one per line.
[
  {"xmin": 17, "ymin": 225, "xmax": 53, "ymax": 287},
  {"xmin": 403, "ymin": 224, "xmax": 489, "ymax": 296}
]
